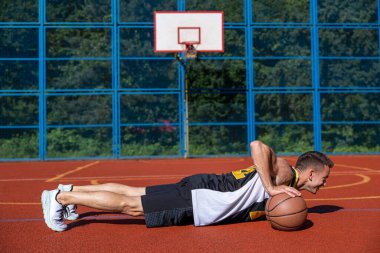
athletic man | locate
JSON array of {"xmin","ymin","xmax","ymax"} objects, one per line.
[{"xmin": 41, "ymin": 141, "xmax": 334, "ymax": 231}]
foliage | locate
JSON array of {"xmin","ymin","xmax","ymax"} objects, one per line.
[
  {"xmin": 0, "ymin": 130, "xmax": 39, "ymax": 158},
  {"xmin": 189, "ymin": 126, "xmax": 247, "ymax": 155},
  {"xmin": 256, "ymin": 125, "xmax": 314, "ymax": 153},
  {"xmin": 253, "ymin": 0, "xmax": 309, "ymax": 23},
  {"xmin": 0, "ymin": 0, "xmax": 379, "ymax": 159},
  {"xmin": 0, "ymin": 0, "xmax": 38, "ymax": 22},
  {"xmin": 121, "ymin": 126, "xmax": 180, "ymax": 156},
  {"xmin": 46, "ymin": 0, "xmax": 111, "ymax": 22},
  {"xmin": 46, "ymin": 128, "xmax": 112, "ymax": 158}
]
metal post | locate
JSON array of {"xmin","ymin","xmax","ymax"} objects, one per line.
[
  {"xmin": 179, "ymin": 0, "xmax": 189, "ymax": 158},
  {"xmin": 311, "ymin": 0, "xmax": 322, "ymax": 151},
  {"xmin": 38, "ymin": 0, "xmax": 46, "ymax": 160},
  {"xmin": 175, "ymin": 52, "xmax": 189, "ymax": 158},
  {"xmin": 184, "ymin": 67, "xmax": 189, "ymax": 158},
  {"xmin": 112, "ymin": 0, "xmax": 120, "ymax": 158},
  {"xmin": 246, "ymin": 0, "xmax": 255, "ymax": 149}
]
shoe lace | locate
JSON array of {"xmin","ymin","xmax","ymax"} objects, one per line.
[{"xmin": 54, "ymin": 204, "xmax": 65, "ymax": 223}]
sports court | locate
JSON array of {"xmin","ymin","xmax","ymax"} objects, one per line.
[
  {"xmin": 0, "ymin": 156, "xmax": 379, "ymax": 252},
  {"xmin": 1, "ymin": 0, "xmax": 380, "ymax": 252}
]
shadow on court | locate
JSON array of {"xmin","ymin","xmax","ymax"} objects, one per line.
[
  {"xmin": 308, "ymin": 205, "xmax": 343, "ymax": 214},
  {"xmin": 300, "ymin": 219, "xmax": 314, "ymax": 230},
  {"xmin": 67, "ymin": 211, "xmax": 146, "ymax": 229}
]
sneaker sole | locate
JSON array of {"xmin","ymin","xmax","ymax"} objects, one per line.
[
  {"xmin": 41, "ymin": 191, "xmax": 67, "ymax": 232},
  {"xmin": 65, "ymin": 215, "xmax": 79, "ymax": 221}
]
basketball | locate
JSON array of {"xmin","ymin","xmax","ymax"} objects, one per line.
[{"xmin": 265, "ymin": 193, "xmax": 308, "ymax": 231}]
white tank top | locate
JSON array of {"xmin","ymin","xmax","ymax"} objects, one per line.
[{"xmin": 191, "ymin": 172, "xmax": 269, "ymax": 226}]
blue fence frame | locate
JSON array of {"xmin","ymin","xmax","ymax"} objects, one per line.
[{"xmin": 0, "ymin": 0, "xmax": 379, "ymax": 160}]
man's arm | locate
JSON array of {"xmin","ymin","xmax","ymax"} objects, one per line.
[{"xmin": 250, "ymin": 140, "xmax": 301, "ymax": 197}]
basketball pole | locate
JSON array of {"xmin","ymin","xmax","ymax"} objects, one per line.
[
  {"xmin": 185, "ymin": 72, "xmax": 190, "ymax": 159},
  {"xmin": 154, "ymin": 11, "xmax": 224, "ymax": 159},
  {"xmin": 176, "ymin": 53, "xmax": 189, "ymax": 158}
]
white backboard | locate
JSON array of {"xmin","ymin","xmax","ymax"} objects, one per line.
[{"xmin": 154, "ymin": 11, "xmax": 224, "ymax": 52}]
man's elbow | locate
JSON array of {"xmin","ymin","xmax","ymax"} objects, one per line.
[
  {"xmin": 250, "ymin": 140, "xmax": 264, "ymax": 150},
  {"xmin": 250, "ymin": 141, "xmax": 272, "ymax": 155}
]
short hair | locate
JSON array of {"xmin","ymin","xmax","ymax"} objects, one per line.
[{"xmin": 295, "ymin": 151, "xmax": 334, "ymax": 172}]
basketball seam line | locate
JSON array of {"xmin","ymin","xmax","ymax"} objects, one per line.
[
  {"xmin": 269, "ymin": 219, "xmax": 304, "ymax": 229},
  {"xmin": 266, "ymin": 195, "xmax": 296, "ymax": 212},
  {"xmin": 266, "ymin": 208, "xmax": 308, "ymax": 218}
]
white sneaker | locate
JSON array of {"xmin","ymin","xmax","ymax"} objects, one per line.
[
  {"xmin": 58, "ymin": 184, "xmax": 79, "ymax": 221},
  {"xmin": 41, "ymin": 189, "xmax": 67, "ymax": 232}
]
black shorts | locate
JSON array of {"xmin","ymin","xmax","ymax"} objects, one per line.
[{"xmin": 141, "ymin": 178, "xmax": 194, "ymax": 228}]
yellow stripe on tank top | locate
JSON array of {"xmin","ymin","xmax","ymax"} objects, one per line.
[
  {"xmin": 292, "ymin": 167, "xmax": 299, "ymax": 188},
  {"xmin": 249, "ymin": 211, "xmax": 266, "ymax": 220},
  {"xmin": 232, "ymin": 165, "xmax": 256, "ymax": 180}
]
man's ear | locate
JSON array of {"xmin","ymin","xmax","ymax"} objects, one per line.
[{"xmin": 308, "ymin": 169, "xmax": 314, "ymax": 181}]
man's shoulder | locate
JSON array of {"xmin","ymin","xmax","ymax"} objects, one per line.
[
  {"xmin": 276, "ymin": 157, "xmax": 291, "ymax": 170},
  {"xmin": 275, "ymin": 157, "xmax": 293, "ymax": 186}
]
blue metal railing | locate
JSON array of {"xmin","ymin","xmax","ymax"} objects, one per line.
[{"xmin": 0, "ymin": 0, "xmax": 379, "ymax": 160}]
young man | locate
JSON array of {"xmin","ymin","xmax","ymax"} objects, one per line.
[{"xmin": 41, "ymin": 140, "xmax": 334, "ymax": 231}]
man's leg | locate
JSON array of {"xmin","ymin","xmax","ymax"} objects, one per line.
[
  {"xmin": 57, "ymin": 190, "xmax": 144, "ymax": 216},
  {"xmin": 41, "ymin": 189, "xmax": 145, "ymax": 232},
  {"xmin": 72, "ymin": 183, "xmax": 146, "ymax": 197},
  {"xmin": 57, "ymin": 183, "xmax": 146, "ymax": 221}
]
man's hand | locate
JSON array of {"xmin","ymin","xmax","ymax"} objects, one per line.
[{"xmin": 267, "ymin": 185, "xmax": 301, "ymax": 197}]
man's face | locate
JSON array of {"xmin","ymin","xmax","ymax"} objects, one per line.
[{"xmin": 303, "ymin": 165, "xmax": 330, "ymax": 194}]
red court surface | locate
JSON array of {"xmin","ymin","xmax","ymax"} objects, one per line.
[{"xmin": 0, "ymin": 156, "xmax": 379, "ymax": 253}]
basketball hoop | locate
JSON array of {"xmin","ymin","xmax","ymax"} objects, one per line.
[
  {"xmin": 182, "ymin": 43, "xmax": 198, "ymax": 59},
  {"xmin": 178, "ymin": 27, "xmax": 200, "ymax": 60}
]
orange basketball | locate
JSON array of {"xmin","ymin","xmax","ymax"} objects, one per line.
[{"xmin": 265, "ymin": 193, "xmax": 308, "ymax": 231}]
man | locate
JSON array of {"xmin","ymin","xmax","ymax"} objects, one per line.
[{"xmin": 41, "ymin": 140, "xmax": 334, "ymax": 231}]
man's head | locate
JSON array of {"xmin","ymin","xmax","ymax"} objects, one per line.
[{"xmin": 295, "ymin": 151, "xmax": 334, "ymax": 194}]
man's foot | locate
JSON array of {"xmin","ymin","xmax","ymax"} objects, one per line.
[
  {"xmin": 58, "ymin": 184, "xmax": 79, "ymax": 221},
  {"xmin": 41, "ymin": 189, "xmax": 67, "ymax": 232}
]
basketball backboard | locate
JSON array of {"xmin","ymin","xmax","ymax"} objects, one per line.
[{"xmin": 154, "ymin": 11, "xmax": 224, "ymax": 53}]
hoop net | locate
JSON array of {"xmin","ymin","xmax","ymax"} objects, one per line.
[{"xmin": 182, "ymin": 43, "xmax": 198, "ymax": 59}]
